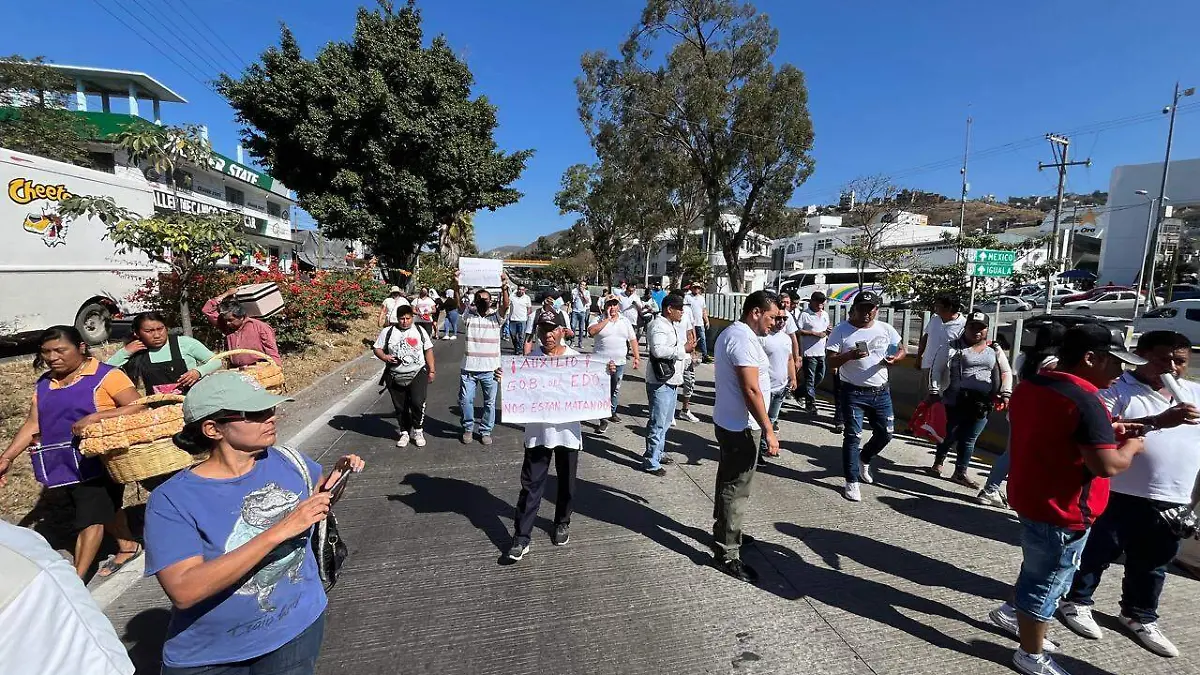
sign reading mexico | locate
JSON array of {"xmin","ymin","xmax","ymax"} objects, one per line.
[
  {"xmin": 458, "ymin": 256, "xmax": 503, "ymax": 288},
  {"xmin": 501, "ymin": 355, "xmax": 611, "ymax": 424}
]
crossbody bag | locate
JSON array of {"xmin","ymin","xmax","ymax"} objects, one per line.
[
  {"xmin": 649, "ymin": 318, "xmax": 679, "ymax": 382},
  {"xmin": 276, "ymin": 445, "xmax": 347, "ymax": 591}
]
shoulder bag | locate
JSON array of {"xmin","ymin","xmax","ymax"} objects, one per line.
[{"xmin": 277, "ymin": 445, "xmax": 347, "ymax": 591}]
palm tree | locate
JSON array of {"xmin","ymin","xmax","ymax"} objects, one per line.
[{"xmin": 437, "ymin": 211, "xmax": 478, "ymax": 268}]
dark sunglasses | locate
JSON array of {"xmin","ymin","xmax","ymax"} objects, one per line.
[{"xmin": 215, "ymin": 407, "xmax": 277, "ymax": 424}]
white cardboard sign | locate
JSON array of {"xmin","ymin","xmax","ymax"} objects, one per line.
[
  {"xmin": 500, "ymin": 355, "xmax": 611, "ymax": 424},
  {"xmin": 458, "ymin": 256, "xmax": 503, "ymax": 288}
]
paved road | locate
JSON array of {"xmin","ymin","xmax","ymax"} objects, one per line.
[{"xmin": 104, "ymin": 337, "xmax": 1200, "ymax": 674}]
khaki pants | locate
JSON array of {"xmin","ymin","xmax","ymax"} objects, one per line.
[{"xmin": 712, "ymin": 425, "xmax": 759, "ymax": 562}]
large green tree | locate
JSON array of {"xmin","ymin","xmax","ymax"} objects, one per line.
[
  {"xmin": 0, "ymin": 56, "xmax": 94, "ymax": 165},
  {"xmin": 578, "ymin": 0, "xmax": 815, "ymax": 291},
  {"xmin": 217, "ymin": 1, "xmax": 531, "ymax": 270}
]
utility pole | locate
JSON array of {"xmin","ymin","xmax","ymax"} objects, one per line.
[
  {"xmin": 960, "ymin": 116, "xmax": 977, "ymax": 312},
  {"xmin": 1038, "ymin": 134, "xmax": 1091, "ymax": 313},
  {"xmin": 1152, "ymin": 82, "xmax": 1195, "ymax": 305}
]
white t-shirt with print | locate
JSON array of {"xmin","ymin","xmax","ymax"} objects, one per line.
[
  {"xmin": 373, "ymin": 325, "xmax": 433, "ymax": 378},
  {"xmin": 1100, "ymin": 372, "xmax": 1200, "ymax": 504},
  {"xmin": 827, "ymin": 320, "xmax": 903, "ymax": 388},
  {"xmin": 522, "ymin": 345, "xmax": 583, "ymax": 450},
  {"xmin": 509, "ymin": 293, "xmax": 532, "ymax": 323},
  {"xmin": 713, "ymin": 321, "xmax": 770, "ymax": 432},
  {"xmin": 798, "ymin": 307, "xmax": 831, "ymax": 357},
  {"xmin": 413, "ymin": 297, "xmax": 438, "ymax": 323},
  {"xmin": 761, "ymin": 329, "xmax": 793, "ymax": 392},
  {"xmin": 921, "ymin": 314, "xmax": 966, "ymax": 369},
  {"xmin": 590, "ymin": 315, "xmax": 636, "ymax": 366}
]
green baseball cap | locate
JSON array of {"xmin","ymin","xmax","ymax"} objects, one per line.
[{"xmin": 182, "ymin": 371, "xmax": 293, "ymax": 424}]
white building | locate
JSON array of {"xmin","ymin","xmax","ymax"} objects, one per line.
[
  {"xmin": 770, "ymin": 221, "xmax": 960, "ymax": 278},
  {"xmin": 617, "ymin": 213, "xmax": 774, "ymax": 293},
  {"xmin": 1099, "ymin": 157, "xmax": 1200, "ymax": 286},
  {"xmin": 32, "ymin": 65, "xmax": 299, "ymax": 270}
]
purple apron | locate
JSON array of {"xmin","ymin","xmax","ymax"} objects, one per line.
[{"xmin": 30, "ymin": 362, "xmax": 113, "ymax": 488}]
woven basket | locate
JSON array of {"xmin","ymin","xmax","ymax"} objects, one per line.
[
  {"xmin": 210, "ymin": 349, "xmax": 287, "ymax": 394},
  {"xmin": 79, "ymin": 394, "xmax": 199, "ymax": 484}
]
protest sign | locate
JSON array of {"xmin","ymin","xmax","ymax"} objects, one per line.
[
  {"xmin": 458, "ymin": 256, "xmax": 503, "ymax": 288},
  {"xmin": 501, "ymin": 354, "xmax": 611, "ymax": 424}
]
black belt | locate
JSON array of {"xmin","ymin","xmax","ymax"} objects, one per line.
[{"xmin": 841, "ymin": 381, "xmax": 890, "ymax": 393}]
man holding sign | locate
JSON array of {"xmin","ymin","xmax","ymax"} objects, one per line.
[
  {"xmin": 457, "ymin": 275, "xmax": 510, "ymax": 445},
  {"xmin": 504, "ymin": 311, "xmax": 615, "ymax": 563}
]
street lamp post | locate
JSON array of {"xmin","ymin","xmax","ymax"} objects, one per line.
[
  {"xmin": 1133, "ymin": 190, "xmax": 1167, "ymax": 319},
  {"xmin": 1145, "ymin": 82, "xmax": 1194, "ymax": 307}
]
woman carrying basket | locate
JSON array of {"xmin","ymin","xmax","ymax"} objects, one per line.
[
  {"xmin": 144, "ymin": 371, "xmax": 364, "ymax": 675},
  {"xmin": 107, "ymin": 311, "xmax": 222, "ymax": 395},
  {"xmin": 0, "ymin": 326, "xmax": 143, "ymax": 579}
]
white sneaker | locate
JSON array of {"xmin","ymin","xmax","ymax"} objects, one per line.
[
  {"xmin": 412, "ymin": 430, "xmax": 427, "ymax": 447},
  {"xmin": 396, "ymin": 431, "xmax": 410, "ymax": 448},
  {"xmin": 844, "ymin": 481, "xmax": 861, "ymax": 502},
  {"xmin": 990, "ymin": 603, "xmax": 1059, "ymax": 652},
  {"xmin": 1012, "ymin": 649, "xmax": 1071, "ymax": 675},
  {"xmin": 671, "ymin": 417, "xmax": 677, "ymax": 427},
  {"xmin": 1058, "ymin": 601, "xmax": 1102, "ymax": 639},
  {"xmin": 679, "ymin": 410, "xmax": 700, "ymax": 423},
  {"xmin": 860, "ymin": 463, "xmax": 874, "ymax": 484},
  {"xmin": 1120, "ymin": 617, "xmax": 1179, "ymax": 657},
  {"xmin": 449, "ymin": 335, "xmax": 457, "ymax": 341},
  {"xmin": 976, "ymin": 486, "xmax": 1009, "ymax": 508}
]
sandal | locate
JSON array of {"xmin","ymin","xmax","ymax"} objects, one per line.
[{"xmin": 96, "ymin": 544, "xmax": 143, "ymax": 578}]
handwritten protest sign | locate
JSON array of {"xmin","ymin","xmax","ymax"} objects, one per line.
[
  {"xmin": 501, "ymin": 354, "xmax": 611, "ymax": 424},
  {"xmin": 458, "ymin": 256, "xmax": 503, "ymax": 288}
]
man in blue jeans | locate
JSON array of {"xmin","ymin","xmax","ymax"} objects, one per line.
[
  {"xmin": 825, "ymin": 291, "xmax": 904, "ymax": 502},
  {"xmin": 988, "ymin": 324, "xmax": 1147, "ymax": 675},
  {"xmin": 796, "ymin": 291, "xmax": 831, "ymax": 415},
  {"xmin": 458, "ymin": 278, "xmax": 510, "ymax": 445},
  {"xmin": 759, "ymin": 296, "xmax": 796, "ymax": 458},
  {"xmin": 684, "ymin": 283, "xmax": 711, "ymax": 363},
  {"xmin": 643, "ymin": 294, "xmax": 687, "ymax": 475},
  {"xmin": 570, "ymin": 280, "xmax": 591, "ymax": 349}
]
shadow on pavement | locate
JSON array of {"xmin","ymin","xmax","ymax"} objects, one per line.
[
  {"xmin": 119, "ymin": 607, "xmax": 170, "ymax": 674},
  {"xmin": 329, "ymin": 412, "xmax": 396, "ymax": 441},
  {"xmin": 389, "ymin": 473, "xmax": 513, "ymax": 553},
  {"xmin": 877, "ymin": 494, "xmax": 1021, "ymax": 547}
]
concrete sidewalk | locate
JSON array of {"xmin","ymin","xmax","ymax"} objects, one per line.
[{"xmin": 105, "ymin": 337, "xmax": 1200, "ymax": 675}]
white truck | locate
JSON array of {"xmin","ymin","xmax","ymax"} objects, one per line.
[{"xmin": 1, "ymin": 148, "xmax": 156, "ymax": 344}]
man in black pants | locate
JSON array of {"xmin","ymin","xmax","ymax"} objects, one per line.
[
  {"xmin": 711, "ymin": 291, "xmax": 781, "ymax": 583},
  {"xmin": 372, "ymin": 305, "xmax": 436, "ymax": 448}
]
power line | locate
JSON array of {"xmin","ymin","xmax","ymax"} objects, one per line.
[
  {"xmin": 176, "ymin": 0, "xmax": 249, "ymax": 70},
  {"xmin": 86, "ymin": 0, "xmax": 212, "ymax": 90},
  {"xmin": 159, "ymin": 0, "xmax": 245, "ymax": 74},
  {"xmin": 123, "ymin": 0, "xmax": 228, "ymax": 79}
]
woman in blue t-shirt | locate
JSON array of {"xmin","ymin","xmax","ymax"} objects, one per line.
[{"xmin": 143, "ymin": 371, "xmax": 364, "ymax": 674}]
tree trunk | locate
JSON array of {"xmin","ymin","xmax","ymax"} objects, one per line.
[{"xmin": 179, "ymin": 291, "xmax": 193, "ymax": 337}]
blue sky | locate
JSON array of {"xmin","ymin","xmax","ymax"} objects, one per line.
[{"xmin": 9, "ymin": 1, "xmax": 1200, "ymax": 250}]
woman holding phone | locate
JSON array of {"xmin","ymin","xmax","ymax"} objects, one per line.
[{"xmin": 143, "ymin": 371, "xmax": 364, "ymax": 675}]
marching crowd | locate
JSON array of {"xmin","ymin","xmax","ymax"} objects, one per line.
[
  {"xmin": 371, "ymin": 276, "xmax": 1200, "ymax": 675},
  {"xmin": 3, "ymin": 274, "xmax": 1200, "ymax": 675}
]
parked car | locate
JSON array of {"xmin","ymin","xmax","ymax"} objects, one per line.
[
  {"xmin": 1020, "ymin": 287, "xmax": 1075, "ymax": 309},
  {"xmin": 1134, "ymin": 300, "xmax": 1200, "ymax": 346},
  {"xmin": 973, "ymin": 296, "xmax": 1033, "ymax": 314},
  {"xmin": 1154, "ymin": 284, "xmax": 1200, "ymax": 302},
  {"xmin": 1021, "ymin": 313, "xmax": 1126, "ymax": 349},
  {"xmin": 1062, "ymin": 285, "xmax": 1133, "ymax": 305},
  {"xmin": 1064, "ymin": 290, "xmax": 1159, "ymax": 312}
]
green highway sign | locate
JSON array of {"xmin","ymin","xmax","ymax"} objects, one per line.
[
  {"xmin": 972, "ymin": 262, "xmax": 1014, "ymax": 278},
  {"xmin": 967, "ymin": 248, "xmax": 1017, "ymax": 264}
]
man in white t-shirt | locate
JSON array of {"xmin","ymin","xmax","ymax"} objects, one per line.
[
  {"xmin": 1058, "ymin": 330, "xmax": 1200, "ymax": 658},
  {"xmin": 0, "ymin": 522, "xmax": 135, "ymax": 675},
  {"xmin": 618, "ymin": 286, "xmax": 643, "ymax": 334},
  {"xmin": 917, "ymin": 295, "xmax": 965, "ymax": 379},
  {"xmin": 373, "ymin": 305, "xmax": 436, "ymax": 448},
  {"xmin": 685, "ymin": 283, "xmax": 712, "ymax": 362},
  {"xmin": 827, "ymin": 291, "xmax": 904, "ymax": 502},
  {"xmin": 644, "ymin": 294, "xmax": 687, "ymax": 474},
  {"xmin": 570, "ymin": 280, "xmax": 591, "ymax": 348},
  {"xmin": 675, "ymin": 292, "xmax": 700, "ymax": 424},
  {"xmin": 507, "ymin": 284, "xmax": 533, "ymax": 352},
  {"xmin": 759, "ymin": 296, "xmax": 797, "ymax": 458},
  {"xmin": 588, "ymin": 298, "xmax": 641, "ymax": 435},
  {"xmin": 796, "ymin": 291, "xmax": 832, "ymax": 414},
  {"xmin": 711, "ymin": 291, "xmax": 779, "ymax": 584}
]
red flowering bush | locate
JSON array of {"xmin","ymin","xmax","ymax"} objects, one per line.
[{"xmin": 132, "ymin": 264, "xmax": 389, "ymax": 352}]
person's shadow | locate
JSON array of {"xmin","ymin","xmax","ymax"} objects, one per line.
[
  {"xmin": 119, "ymin": 607, "xmax": 170, "ymax": 674},
  {"xmin": 388, "ymin": 473, "xmax": 513, "ymax": 553}
]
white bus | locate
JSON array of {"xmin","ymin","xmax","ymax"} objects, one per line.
[
  {"xmin": 1, "ymin": 148, "xmax": 156, "ymax": 344},
  {"xmin": 776, "ymin": 267, "xmax": 894, "ymax": 305}
]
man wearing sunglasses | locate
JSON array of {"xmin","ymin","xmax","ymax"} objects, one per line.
[{"xmin": 759, "ymin": 296, "xmax": 797, "ymax": 460}]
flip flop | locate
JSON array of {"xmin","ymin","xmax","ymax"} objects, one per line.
[{"xmin": 96, "ymin": 544, "xmax": 143, "ymax": 578}]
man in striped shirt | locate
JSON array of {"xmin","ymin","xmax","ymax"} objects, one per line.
[{"xmin": 458, "ymin": 274, "xmax": 510, "ymax": 446}]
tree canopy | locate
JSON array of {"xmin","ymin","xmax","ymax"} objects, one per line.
[
  {"xmin": 217, "ymin": 0, "xmax": 531, "ymax": 269},
  {"xmin": 577, "ymin": 0, "xmax": 814, "ymax": 291},
  {"xmin": 0, "ymin": 56, "xmax": 94, "ymax": 165}
]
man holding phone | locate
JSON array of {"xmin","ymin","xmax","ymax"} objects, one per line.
[{"xmin": 826, "ymin": 291, "xmax": 904, "ymax": 502}]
